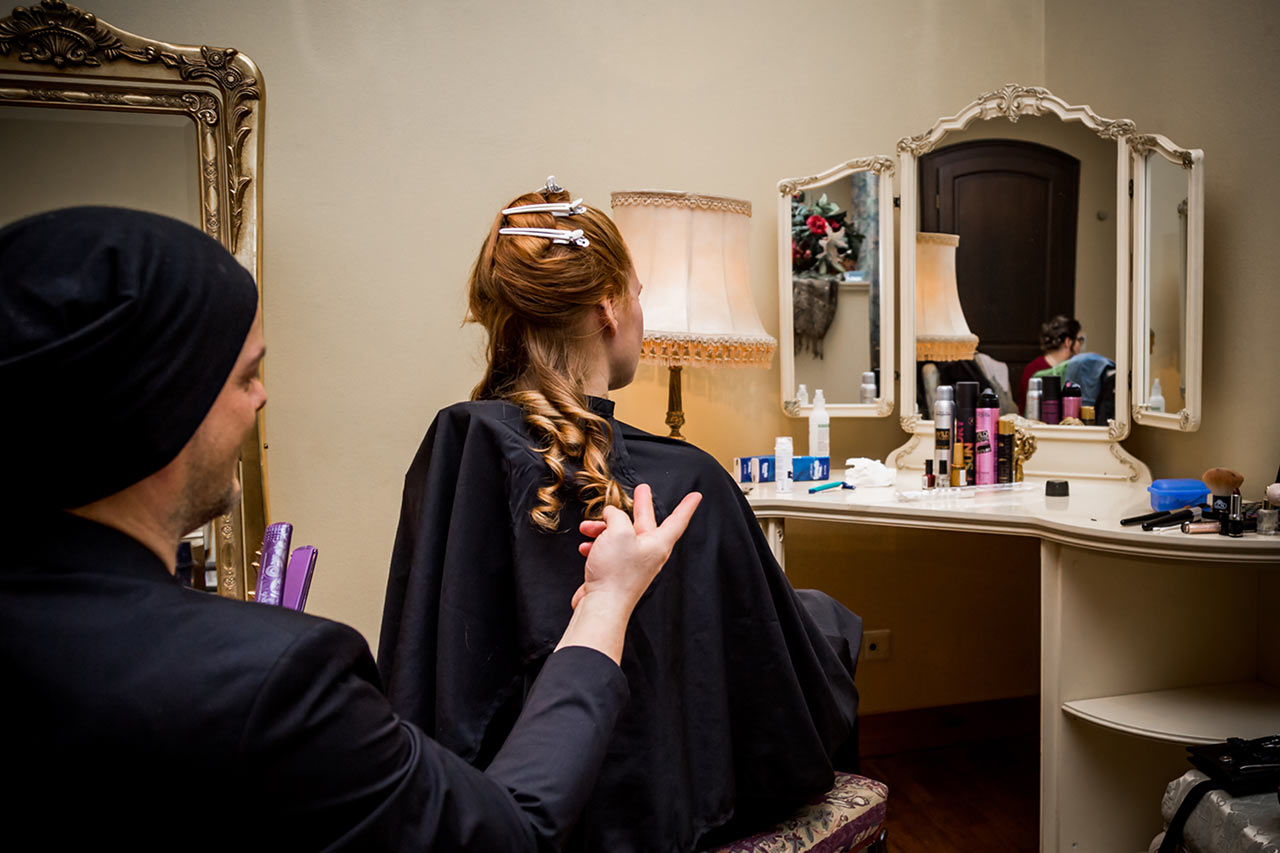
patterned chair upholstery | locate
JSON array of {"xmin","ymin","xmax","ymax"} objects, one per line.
[{"xmin": 709, "ymin": 772, "xmax": 889, "ymax": 853}]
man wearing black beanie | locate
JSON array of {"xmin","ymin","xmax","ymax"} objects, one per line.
[{"xmin": 0, "ymin": 207, "xmax": 700, "ymax": 850}]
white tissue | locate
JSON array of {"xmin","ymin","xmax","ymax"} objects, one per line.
[{"xmin": 843, "ymin": 457, "xmax": 897, "ymax": 487}]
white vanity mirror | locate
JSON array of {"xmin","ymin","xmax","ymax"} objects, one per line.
[
  {"xmin": 1130, "ymin": 134, "xmax": 1204, "ymax": 431},
  {"xmin": 891, "ymin": 85, "xmax": 1204, "ymax": 480},
  {"xmin": 777, "ymin": 157, "xmax": 896, "ymax": 417}
]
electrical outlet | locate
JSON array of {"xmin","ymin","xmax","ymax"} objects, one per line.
[{"xmin": 862, "ymin": 629, "xmax": 891, "ymax": 662}]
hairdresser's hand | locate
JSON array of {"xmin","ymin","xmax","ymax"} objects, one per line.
[{"xmin": 555, "ymin": 484, "xmax": 701, "ymax": 664}]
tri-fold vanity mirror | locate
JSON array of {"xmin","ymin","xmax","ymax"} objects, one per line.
[
  {"xmin": 778, "ymin": 84, "xmax": 1204, "ymax": 480},
  {"xmin": 0, "ymin": 1, "xmax": 267, "ymax": 595}
]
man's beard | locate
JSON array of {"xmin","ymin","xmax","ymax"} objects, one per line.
[{"xmin": 170, "ymin": 442, "xmax": 243, "ymax": 536}]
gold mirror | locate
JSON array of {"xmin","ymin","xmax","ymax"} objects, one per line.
[{"xmin": 0, "ymin": 0, "xmax": 267, "ymax": 596}]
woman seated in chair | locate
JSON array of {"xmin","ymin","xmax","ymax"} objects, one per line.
[{"xmin": 378, "ymin": 178, "xmax": 862, "ymax": 852}]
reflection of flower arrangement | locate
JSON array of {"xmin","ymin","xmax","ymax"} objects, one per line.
[{"xmin": 791, "ymin": 192, "xmax": 864, "ymax": 276}]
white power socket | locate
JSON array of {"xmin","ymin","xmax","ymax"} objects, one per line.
[{"xmin": 862, "ymin": 629, "xmax": 892, "ymax": 662}]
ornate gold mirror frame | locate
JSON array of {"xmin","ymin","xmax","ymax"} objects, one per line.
[{"xmin": 0, "ymin": 0, "xmax": 267, "ymax": 596}]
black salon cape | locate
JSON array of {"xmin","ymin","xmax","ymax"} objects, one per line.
[
  {"xmin": 379, "ymin": 399, "xmax": 861, "ymax": 852},
  {"xmin": 0, "ymin": 510, "xmax": 628, "ymax": 851}
]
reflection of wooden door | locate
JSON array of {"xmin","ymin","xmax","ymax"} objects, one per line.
[{"xmin": 920, "ymin": 140, "xmax": 1079, "ymax": 385}]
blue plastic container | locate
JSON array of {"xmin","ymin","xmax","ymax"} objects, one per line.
[{"xmin": 1147, "ymin": 478, "xmax": 1209, "ymax": 511}]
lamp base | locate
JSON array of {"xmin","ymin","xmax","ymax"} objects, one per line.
[{"xmin": 665, "ymin": 365, "xmax": 686, "ymax": 440}]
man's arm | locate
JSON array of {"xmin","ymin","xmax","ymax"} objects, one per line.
[{"xmin": 243, "ymin": 483, "xmax": 699, "ymax": 851}]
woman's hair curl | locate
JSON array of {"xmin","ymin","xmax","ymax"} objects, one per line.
[{"xmin": 467, "ymin": 184, "xmax": 635, "ymax": 530}]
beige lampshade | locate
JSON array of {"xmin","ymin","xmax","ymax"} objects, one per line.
[
  {"xmin": 915, "ymin": 232, "xmax": 979, "ymax": 361},
  {"xmin": 610, "ymin": 190, "xmax": 776, "ymax": 368}
]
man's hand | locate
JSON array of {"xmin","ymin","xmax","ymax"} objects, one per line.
[{"xmin": 554, "ymin": 483, "xmax": 701, "ymax": 664}]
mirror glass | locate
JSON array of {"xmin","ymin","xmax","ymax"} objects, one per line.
[
  {"xmin": 790, "ymin": 170, "xmax": 883, "ymax": 403},
  {"xmin": 0, "ymin": 106, "xmax": 199, "ymax": 227},
  {"xmin": 1141, "ymin": 151, "xmax": 1189, "ymax": 415},
  {"xmin": 910, "ymin": 115, "xmax": 1119, "ymax": 427}
]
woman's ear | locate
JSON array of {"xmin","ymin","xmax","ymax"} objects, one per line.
[{"xmin": 599, "ymin": 298, "xmax": 620, "ymax": 336}]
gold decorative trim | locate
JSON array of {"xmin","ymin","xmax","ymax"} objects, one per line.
[
  {"xmin": 1178, "ymin": 408, "xmax": 1198, "ymax": 430},
  {"xmin": 640, "ymin": 331, "xmax": 776, "ymax": 368},
  {"xmin": 778, "ymin": 156, "xmax": 895, "ymax": 197},
  {"xmin": 916, "ymin": 334, "xmax": 978, "ymax": 362},
  {"xmin": 917, "ymin": 232, "xmax": 959, "ymax": 246},
  {"xmin": 900, "ymin": 413, "xmax": 922, "ymax": 432},
  {"xmin": 890, "ymin": 433, "xmax": 921, "ymax": 469},
  {"xmin": 874, "ymin": 398, "xmax": 894, "ymax": 417},
  {"xmin": 0, "ymin": 0, "xmax": 261, "ymax": 251},
  {"xmin": 1129, "ymin": 134, "xmax": 1195, "ymax": 168},
  {"xmin": 1107, "ymin": 418, "xmax": 1127, "ymax": 441},
  {"xmin": 611, "ymin": 190, "xmax": 750, "ymax": 217},
  {"xmin": 897, "ymin": 83, "xmax": 1137, "ymax": 156},
  {"xmin": 1107, "ymin": 441, "xmax": 1142, "ymax": 481}
]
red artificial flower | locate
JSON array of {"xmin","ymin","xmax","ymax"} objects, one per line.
[
  {"xmin": 827, "ymin": 218, "xmax": 842, "ymax": 232},
  {"xmin": 806, "ymin": 214, "xmax": 827, "ymax": 235}
]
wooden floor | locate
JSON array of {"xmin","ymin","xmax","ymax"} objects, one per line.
[{"xmin": 860, "ymin": 735, "xmax": 1040, "ymax": 852}]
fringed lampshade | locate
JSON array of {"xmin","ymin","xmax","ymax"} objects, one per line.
[
  {"xmin": 610, "ymin": 190, "xmax": 776, "ymax": 437},
  {"xmin": 915, "ymin": 232, "xmax": 978, "ymax": 361}
]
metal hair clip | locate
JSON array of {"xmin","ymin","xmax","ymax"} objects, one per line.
[
  {"xmin": 501, "ymin": 198, "xmax": 587, "ymax": 217},
  {"xmin": 497, "ymin": 227, "xmax": 590, "ymax": 248}
]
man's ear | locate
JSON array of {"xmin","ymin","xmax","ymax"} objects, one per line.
[{"xmin": 599, "ymin": 298, "xmax": 620, "ymax": 335}]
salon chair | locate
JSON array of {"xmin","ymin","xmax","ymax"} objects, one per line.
[{"xmin": 706, "ymin": 772, "xmax": 889, "ymax": 853}]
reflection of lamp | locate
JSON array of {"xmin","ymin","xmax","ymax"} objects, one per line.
[
  {"xmin": 915, "ymin": 232, "xmax": 978, "ymax": 361},
  {"xmin": 610, "ymin": 191, "xmax": 776, "ymax": 438}
]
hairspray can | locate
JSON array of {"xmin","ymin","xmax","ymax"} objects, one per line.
[
  {"xmin": 956, "ymin": 381, "xmax": 979, "ymax": 486},
  {"xmin": 933, "ymin": 386, "xmax": 954, "ymax": 476},
  {"xmin": 1025, "ymin": 376, "xmax": 1043, "ymax": 421},
  {"xmin": 974, "ymin": 388, "xmax": 999, "ymax": 485},
  {"xmin": 1062, "ymin": 382, "xmax": 1082, "ymax": 421},
  {"xmin": 997, "ymin": 419, "xmax": 1014, "ymax": 483},
  {"xmin": 1040, "ymin": 375, "xmax": 1061, "ymax": 425}
]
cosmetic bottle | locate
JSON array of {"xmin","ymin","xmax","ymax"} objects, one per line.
[
  {"xmin": 1062, "ymin": 382, "xmax": 1082, "ymax": 421},
  {"xmin": 933, "ymin": 386, "xmax": 954, "ymax": 476},
  {"xmin": 922, "ymin": 459, "xmax": 935, "ymax": 490},
  {"xmin": 1258, "ymin": 499, "xmax": 1278, "ymax": 536},
  {"xmin": 1025, "ymin": 377, "xmax": 1042, "ymax": 421},
  {"xmin": 1081, "ymin": 405, "xmax": 1096, "ymax": 426},
  {"xmin": 774, "ymin": 436, "xmax": 793, "ymax": 494},
  {"xmin": 1040, "ymin": 375, "xmax": 1062, "ymax": 425},
  {"xmin": 808, "ymin": 389, "xmax": 830, "ymax": 457},
  {"xmin": 860, "ymin": 371, "xmax": 877, "ymax": 404},
  {"xmin": 1223, "ymin": 492, "xmax": 1244, "ymax": 537},
  {"xmin": 796, "ymin": 384, "xmax": 809, "ymax": 407},
  {"xmin": 956, "ymin": 381, "xmax": 979, "ymax": 486},
  {"xmin": 1149, "ymin": 377, "xmax": 1165, "ymax": 413},
  {"xmin": 938, "ymin": 459, "xmax": 950, "ymax": 490},
  {"xmin": 997, "ymin": 419, "xmax": 1014, "ymax": 484},
  {"xmin": 974, "ymin": 388, "xmax": 999, "ymax": 485}
]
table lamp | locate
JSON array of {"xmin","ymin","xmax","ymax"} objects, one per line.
[
  {"xmin": 610, "ymin": 190, "xmax": 776, "ymax": 438},
  {"xmin": 915, "ymin": 232, "xmax": 979, "ymax": 361}
]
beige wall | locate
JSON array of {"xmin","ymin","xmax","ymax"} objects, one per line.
[
  {"xmin": 82, "ymin": 0, "xmax": 1044, "ymax": 652},
  {"xmin": 1045, "ymin": 0, "xmax": 1280, "ymax": 493},
  {"xmin": 75, "ymin": 2, "xmax": 1272, "ymax": 715}
]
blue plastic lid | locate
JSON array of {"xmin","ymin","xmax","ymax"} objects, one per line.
[{"xmin": 1148, "ymin": 478, "xmax": 1208, "ymax": 496}]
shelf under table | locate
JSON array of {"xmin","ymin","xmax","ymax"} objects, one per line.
[{"xmin": 1062, "ymin": 681, "xmax": 1280, "ymax": 745}]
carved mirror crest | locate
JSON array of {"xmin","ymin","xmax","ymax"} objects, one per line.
[{"xmin": 0, "ymin": 0, "xmax": 268, "ymax": 596}]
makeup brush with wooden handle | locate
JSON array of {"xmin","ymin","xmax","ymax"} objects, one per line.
[{"xmin": 1202, "ymin": 467, "xmax": 1244, "ymax": 518}]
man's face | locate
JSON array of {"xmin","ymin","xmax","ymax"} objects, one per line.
[{"xmin": 171, "ymin": 307, "xmax": 267, "ymax": 533}]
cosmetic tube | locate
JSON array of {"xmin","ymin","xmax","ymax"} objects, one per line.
[
  {"xmin": 956, "ymin": 381, "xmax": 979, "ymax": 486},
  {"xmin": 1182, "ymin": 521, "xmax": 1221, "ymax": 534},
  {"xmin": 1062, "ymin": 382, "xmax": 1082, "ymax": 421},
  {"xmin": 1025, "ymin": 377, "xmax": 1042, "ymax": 421},
  {"xmin": 860, "ymin": 371, "xmax": 877, "ymax": 403},
  {"xmin": 774, "ymin": 436, "xmax": 793, "ymax": 494},
  {"xmin": 933, "ymin": 386, "xmax": 953, "ymax": 475},
  {"xmin": 1224, "ymin": 493, "xmax": 1245, "ymax": 537},
  {"xmin": 975, "ymin": 388, "xmax": 999, "ymax": 485},
  {"xmin": 997, "ymin": 420, "xmax": 1014, "ymax": 484},
  {"xmin": 1040, "ymin": 375, "xmax": 1062, "ymax": 425}
]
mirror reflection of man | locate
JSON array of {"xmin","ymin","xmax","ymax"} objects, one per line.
[{"xmin": 0, "ymin": 207, "xmax": 699, "ymax": 850}]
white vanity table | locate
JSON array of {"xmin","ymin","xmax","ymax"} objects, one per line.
[{"xmin": 748, "ymin": 473, "xmax": 1280, "ymax": 852}]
